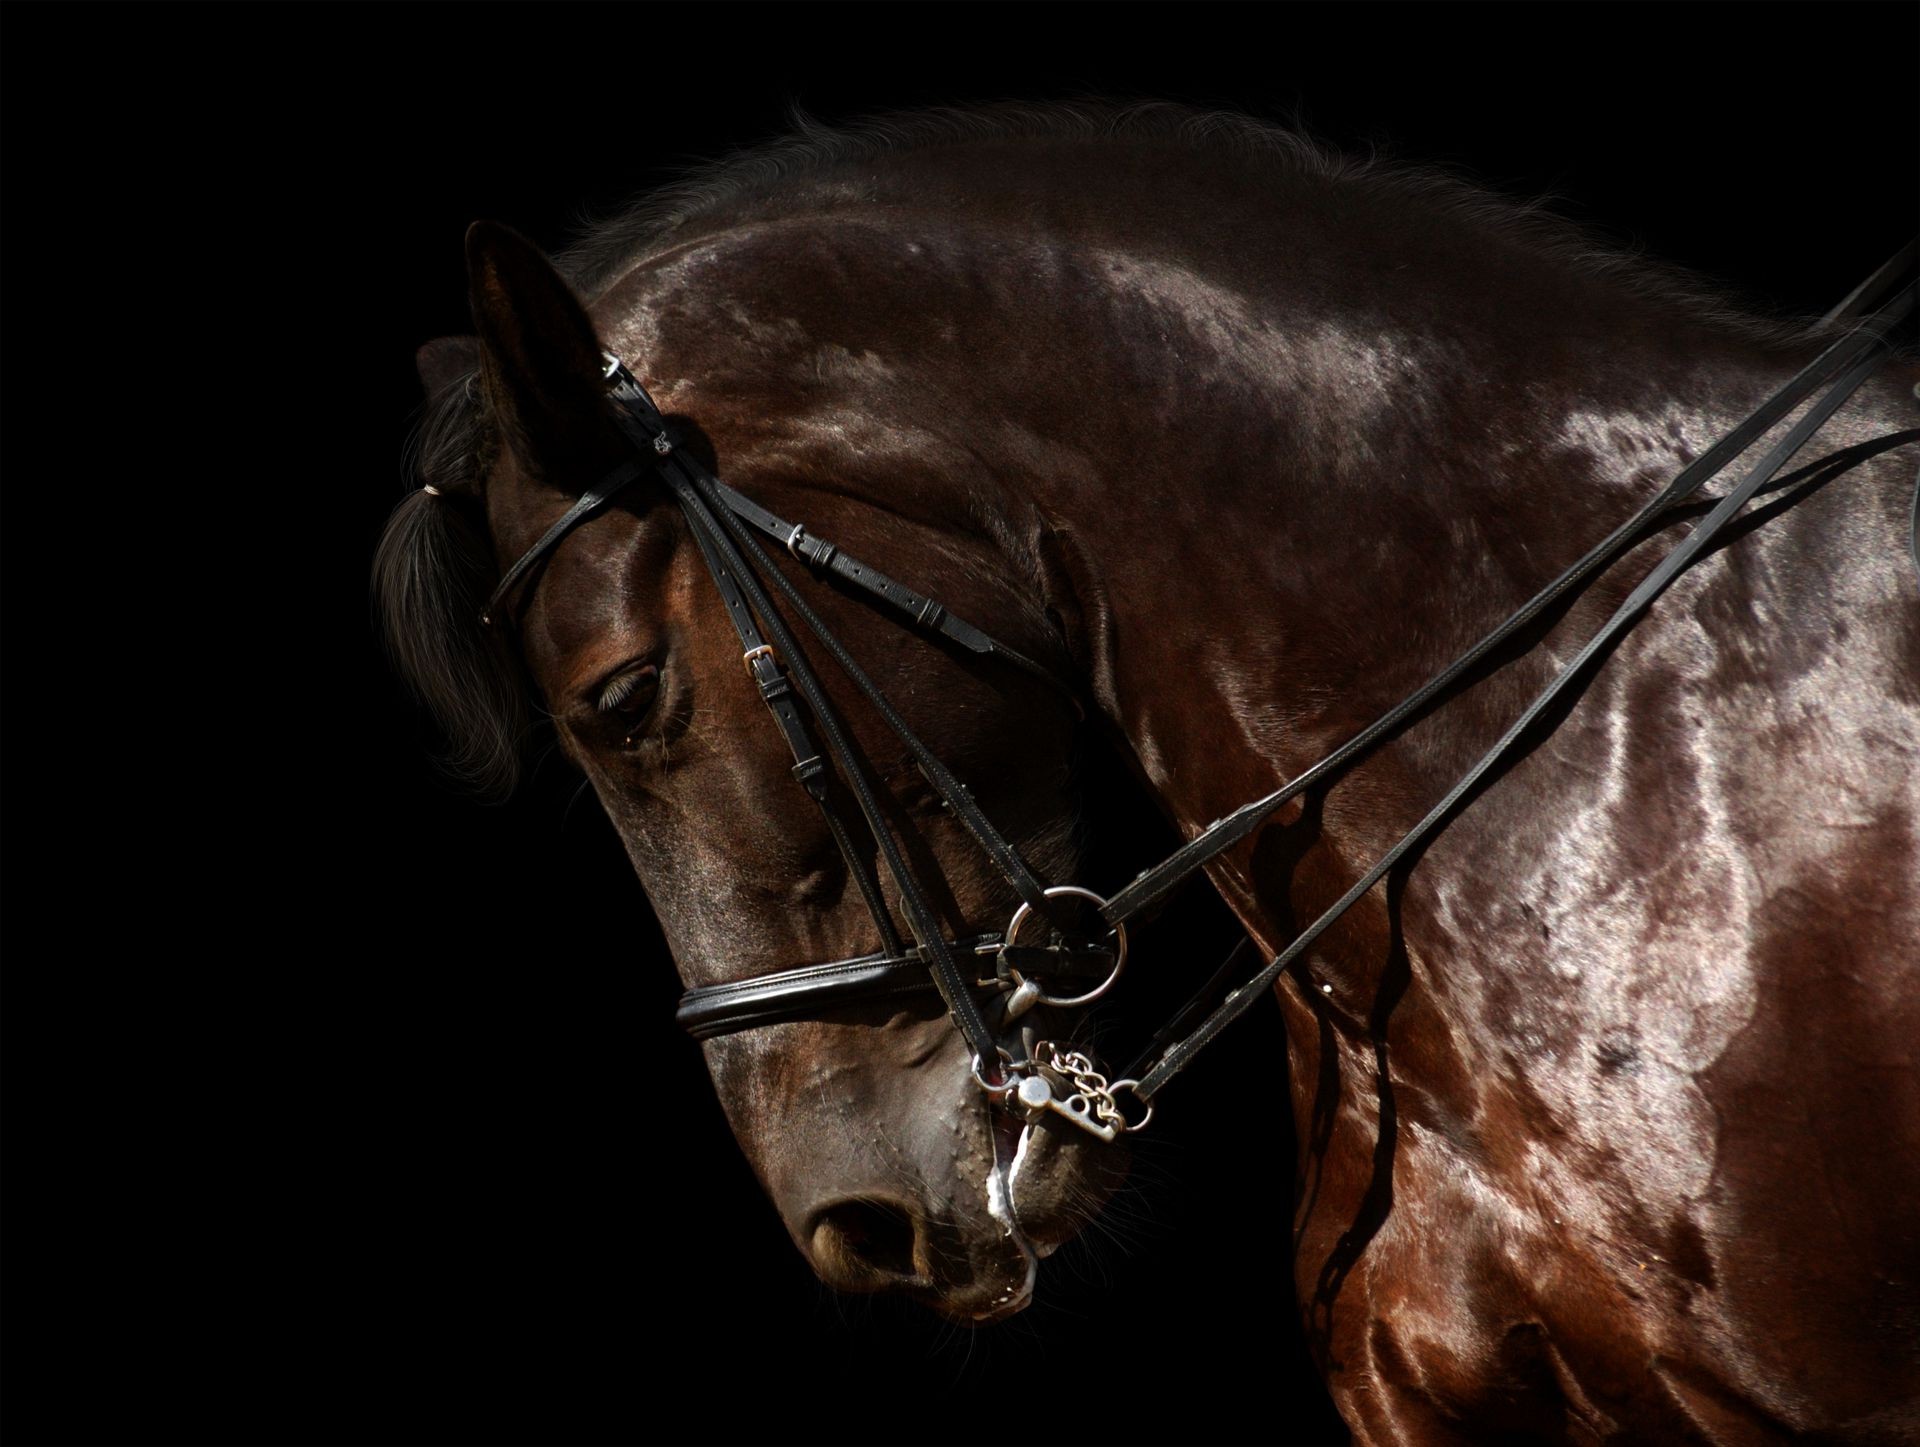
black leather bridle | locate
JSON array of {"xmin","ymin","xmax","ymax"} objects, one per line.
[
  {"xmin": 479, "ymin": 241, "xmax": 1918, "ymax": 1137},
  {"xmin": 484, "ymin": 356, "xmax": 1128, "ymax": 1111}
]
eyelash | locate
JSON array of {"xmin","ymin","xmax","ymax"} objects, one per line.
[{"xmin": 597, "ymin": 665, "xmax": 660, "ymax": 744}]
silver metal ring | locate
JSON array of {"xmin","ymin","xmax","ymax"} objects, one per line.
[
  {"xmin": 1107, "ymin": 1079, "xmax": 1154, "ymax": 1133},
  {"xmin": 970, "ymin": 1046, "xmax": 1016, "ymax": 1097},
  {"xmin": 1002, "ymin": 884, "xmax": 1128, "ymax": 1009},
  {"xmin": 787, "ymin": 524, "xmax": 808, "ymax": 562}
]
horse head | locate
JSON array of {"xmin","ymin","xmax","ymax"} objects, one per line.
[{"xmin": 377, "ymin": 220, "xmax": 1137, "ymax": 1321}]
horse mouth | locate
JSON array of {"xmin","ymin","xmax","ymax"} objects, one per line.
[{"xmin": 964, "ymin": 1282, "xmax": 1035, "ymax": 1325}]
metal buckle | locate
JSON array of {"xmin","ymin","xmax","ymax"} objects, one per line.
[{"xmin": 741, "ymin": 643, "xmax": 777, "ymax": 681}]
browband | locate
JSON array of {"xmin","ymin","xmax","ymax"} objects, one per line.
[{"xmin": 481, "ymin": 371, "xmax": 1075, "ymax": 709}]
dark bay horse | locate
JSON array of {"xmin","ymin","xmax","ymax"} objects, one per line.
[{"xmin": 376, "ymin": 105, "xmax": 1920, "ymax": 1442}]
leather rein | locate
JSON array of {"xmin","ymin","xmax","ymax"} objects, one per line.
[{"xmin": 479, "ymin": 242, "xmax": 1918, "ymax": 1140}]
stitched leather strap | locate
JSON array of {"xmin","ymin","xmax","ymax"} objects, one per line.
[
  {"xmin": 669, "ymin": 463, "xmax": 911, "ymax": 962},
  {"xmin": 684, "ymin": 462, "xmax": 1084, "ymax": 945},
  {"xmin": 601, "ymin": 371, "xmax": 1086, "ymax": 946},
  {"xmin": 675, "ymin": 933, "xmax": 1117, "ymax": 1039},
  {"xmin": 679, "ymin": 935, "xmax": 1003, "ymax": 1039},
  {"xmin": 714, "ymin": 478, "xmax": 1081, "ymax": 707},
  {"xmin": 627, "ymin": 430, "xmax": 1005, "ymax": 1062},
  {"xmin": 479, "ymin": 393, "xmax": 1076, "ymax": 726},
  {"xmin": 480, "ymin": 359, "xmax": 1104, "ymax": 1063}
]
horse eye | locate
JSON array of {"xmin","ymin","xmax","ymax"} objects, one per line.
[{"xmin": 598, "ymin": 665, "xmax": 660, "ymax": 739}]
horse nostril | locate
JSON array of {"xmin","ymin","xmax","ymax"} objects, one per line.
[{"xmin": 808, "ymin": 1198, "xmax": 924, "ymax": 1286}]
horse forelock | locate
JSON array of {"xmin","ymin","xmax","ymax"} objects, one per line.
[{"xmin": 374, "ymin": 373, "xmax": 529, "ymax": 797}]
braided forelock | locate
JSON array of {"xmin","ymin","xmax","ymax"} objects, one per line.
[{"xmin": 373, "ymin": 372, "xmax": 531, "ymax": 798}]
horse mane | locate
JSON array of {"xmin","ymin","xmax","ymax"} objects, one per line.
[
  {"xmin": 561, "ymin": 99, "xmax": 1835, "ymax": 347},
  {"xmin": 377, "ymin": 99, "xmax": 1849, "ymax": 796}
]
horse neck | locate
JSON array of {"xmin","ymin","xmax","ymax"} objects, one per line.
[
  {"xmin": 985, "ymin": 234, "xmax": 1819, "ymax": 963},
  {"xmin": 616, "ymin": 180, "xmax": 1838, "ymax": 980}
]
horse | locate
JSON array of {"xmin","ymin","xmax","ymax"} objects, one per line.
[{"xmin": 374, "ymin": 103, "xmax": 1920, "ymax": 1442}]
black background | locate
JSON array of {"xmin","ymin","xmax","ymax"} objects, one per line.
[{"xmin": 4, "ymin": 6, "xmax": 1915, "ymax": 1446}]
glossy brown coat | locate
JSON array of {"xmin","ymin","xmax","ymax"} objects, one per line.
[{"xmin": 378, "ymin": 108, "xmax": 1920, "ymax": 1442}]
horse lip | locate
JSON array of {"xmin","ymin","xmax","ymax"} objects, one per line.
[{"xmin": 967, "ymin": 1288, "xmax": 1034, "ymax": 1324}]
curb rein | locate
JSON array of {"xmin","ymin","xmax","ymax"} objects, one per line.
[{"xmin": 476, "ymin": 242, "xmax": 1919, "ymax": 1144}]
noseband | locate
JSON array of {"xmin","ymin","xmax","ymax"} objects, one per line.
[{"xmin": 476, "ymin": 242, "xmax": 1918, "ymax": 1141}]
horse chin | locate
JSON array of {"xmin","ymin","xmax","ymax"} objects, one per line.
[
  {"xmin": 918, "ymin": 1110, "xmax": 1130, "ymax": 1327},
  {"xmin": 938, "ymin": 1279, "xmax": 1035, "ymax": 1327}
]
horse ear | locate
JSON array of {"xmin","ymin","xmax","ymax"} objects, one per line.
[
  {"xmin": 464, "ymin": 220, "xmax": 614, "ymax": 482},
  {"xmin": 415, "ymin": 336, "xmax": 479, "ymax": 398}
]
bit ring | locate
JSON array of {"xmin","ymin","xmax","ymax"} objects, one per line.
[
  {"xmin": 1107, "ymin": 1079, "xmax": 1154, "ymax": 1133},
  {"xmin": 970, "ymin": 1046, "xmax": 1017, "ymax": 1097},
  {"xmin": 1002, "ymin": 885, "xmax": 1128, "ymax": 1010}
]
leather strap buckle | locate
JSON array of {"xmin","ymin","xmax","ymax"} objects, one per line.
[{"xmin": 742, "ymin": 643, "xmax": 778, "ymax": 680}]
